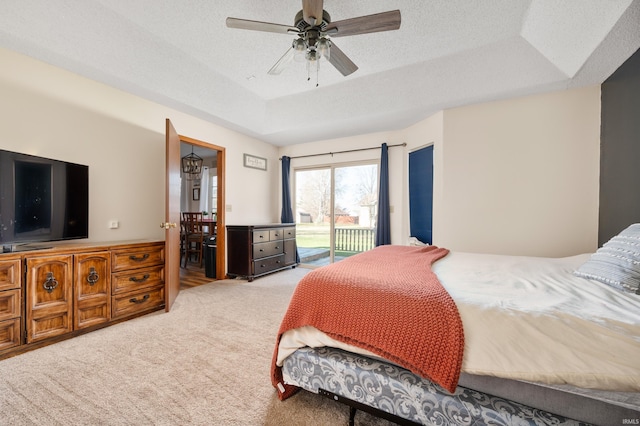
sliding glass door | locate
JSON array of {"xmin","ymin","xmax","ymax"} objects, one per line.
[
  {"xmin": 294, "ymin": 168, "xmax": 332, "ymax": 266},
  {"xmin": 295, "ymin": 162, "xmax": 378, "ymax": 266}
]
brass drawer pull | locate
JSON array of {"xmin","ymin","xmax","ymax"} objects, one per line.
[
  {"xmin": 129, "ymin": 294, "xmax": 150, "ymax": 304},
  {"xmin": 87, "ymin": 267, "xmax": 99, "ymax": 286},
  {"xmin": 129, "ymin": 254, "xmax": 150, "ymax": 262},
  {"xmin": 129, "ymin": 274, "xmax": 150, "ymax": 283},
  {"xmin": 43, "ymin": 272, "xmax": 58, "ymax": 293}
]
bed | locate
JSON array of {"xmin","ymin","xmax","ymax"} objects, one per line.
[{"xmin": 270, "ymin": 226, "xmax": 640, "ymax": 425}]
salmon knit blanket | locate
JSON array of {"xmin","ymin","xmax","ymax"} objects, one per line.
[{"xmin": 271, "ymin": 245, "xmax": 464, "ymax": 400}]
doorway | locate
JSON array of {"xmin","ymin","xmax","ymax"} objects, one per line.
[
  {"xmin": 294, "ymin": 161, "xmax": 378, "ymax": 266},
  {"xmin": 179, "ymin": 137, "xmax": 226, "ymax": 282}
]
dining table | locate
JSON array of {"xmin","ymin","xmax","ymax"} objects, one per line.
[
  {"xmin": 181, "ymin": 217, "xmax": 217, "ymax": 237},
  {"xmin": 200, "ymin": 218, "xmax": 217, "ymax": 237}
]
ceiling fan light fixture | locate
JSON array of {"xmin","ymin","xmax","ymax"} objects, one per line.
[
  {"xmin": 305, "ymin": 49, "xmax": 318, "ymax": 62},
  {"xmin": 293, "ymin": 37, "xmax": 307, "ymax": 62},
  {"xmin": 316, "ymin": 37, "xmax": 331, "ymax": 59}
]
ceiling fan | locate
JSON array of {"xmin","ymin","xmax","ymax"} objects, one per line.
[{"xmin": 226, "ymin": 0, "xmax": 401, "ymax": 77}]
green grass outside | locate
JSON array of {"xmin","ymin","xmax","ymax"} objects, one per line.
[{"xmin": 296, "ymin": 223, "xmax": 370, "ymax": 259}]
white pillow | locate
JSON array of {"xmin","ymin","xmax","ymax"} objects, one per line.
[{"xmin": 574, "ymin": 223, "xmax": 640, "ymax": 294}]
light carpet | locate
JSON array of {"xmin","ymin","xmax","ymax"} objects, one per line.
[{"xmin": 0, "ymin": 268, "xmax": 393, "ymax": 426}]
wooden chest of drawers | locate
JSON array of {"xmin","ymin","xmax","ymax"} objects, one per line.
[{"xmin": 227, "ymin": 224, "xmax": 297, "ymax": 281}]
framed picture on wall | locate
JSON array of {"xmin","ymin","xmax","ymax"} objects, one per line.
[
  {"xmin": 244, "ymin": 153, "xmax": 267, "ymax": 171},
  {"xmin": 193, "ymin": 188, "xmax": 200, "ymax": 201}
]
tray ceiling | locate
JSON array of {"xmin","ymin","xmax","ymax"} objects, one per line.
[{"xmin": 1, "ymin": 1, "xmax": 639, "ymax": 145}]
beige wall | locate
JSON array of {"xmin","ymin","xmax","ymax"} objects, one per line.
[
  {"xmin": 0, "ymin": 48, "xmax": 279, "ymax": 244},
  {"xmin": 437, "ymin": 86, "xmax": 600, "ymax": 256},
  {"xmin": 280, "ymin": 86, "xmax": 601, "ymax": 258}
]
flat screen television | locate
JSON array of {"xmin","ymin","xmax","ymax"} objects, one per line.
[{"xmin": 0, "ymin": 149, "xmax": 88, "ymax": 251}]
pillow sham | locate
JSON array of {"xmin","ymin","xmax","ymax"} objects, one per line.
[{"xmin": 574, "ymin": 223, "xmax": 640, "ymax": 294}]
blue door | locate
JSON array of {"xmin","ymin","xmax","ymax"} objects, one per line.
[{"xmin": 409, "ymin": 145, "xmax": 434, "ymax": 244}]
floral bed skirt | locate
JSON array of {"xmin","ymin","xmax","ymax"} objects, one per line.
[{"xmin": 281, "ymin": 346, "xmax": 588, "ymax": 426}]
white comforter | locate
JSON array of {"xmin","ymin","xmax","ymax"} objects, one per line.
[{"xmin": 278, "ymin": 252, "xmax": 640, "ymax": 392}]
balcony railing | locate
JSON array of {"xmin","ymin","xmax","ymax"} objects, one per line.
[{"xmin": 334, "ymin": 227, "xmax": 375, "ymax": 252}]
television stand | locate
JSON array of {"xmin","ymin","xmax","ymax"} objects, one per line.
[{"xmin": 0, "ymin": 239, "xmax": 165, "ymax": 359}]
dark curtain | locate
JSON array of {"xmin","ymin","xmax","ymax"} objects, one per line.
[
  {"xmin": 375, "ymin": 143, "xmax": 391, "ymax": 246},
  {"xmin": 281, "ymin": 156, "xmax": 300, "ymax": 263}
]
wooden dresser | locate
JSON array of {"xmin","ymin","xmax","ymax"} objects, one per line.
[
  {"xmin": 0, "ymin": 240, "xmax": 164, "ymax": 360},
  {"xmin": 227, "ymin": 224, "xmax": 296, "ymax": 281}
]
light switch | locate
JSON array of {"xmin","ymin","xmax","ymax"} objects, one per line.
[{"xmin": 225, "ymin": 204, "xmax": 232, "ymax": 212}]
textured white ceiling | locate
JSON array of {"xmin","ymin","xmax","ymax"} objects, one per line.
[{"xmin": 1, "ymin": 0, "xmax": 639, "ymax": 146}]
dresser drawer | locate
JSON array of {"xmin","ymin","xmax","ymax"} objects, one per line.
[
  {"xmin": 253, "ymin": 241, "xmax": 284, "ymax": 260},
  {"xmin": 253, "ymin": 254, "xmax": 286, "ymax": 275},
  {"xmin": 0, "ymin": 289, "xmax": 20, "ymax": 322},
  {"xmin": 283, "ymin": 227, "xmax": 296, "ymax": 239},
  {"xmin": 252, "ymin": 230, "xmax": 270, "ymax": 244},
  {"xmin": 112, "ymin": 285, "xmax": 165, "ymax": 319},
  {"xmin": 0, "ymin": 318, "xmax": 21, "ymax": 351},
  {"xmin": 269, "ymin": 229, "xmax": 284, "ymax": 241},
  {"xmin": 111, "ymin": 244, "xmax": 164, "ymax": 272},
  {"xmin": 112, "ymin": 265, "xmax": 164, "ymax": 294},
  {"xmin": 0, "ymin": 258, "xmax": 21, "ymax": 291}
]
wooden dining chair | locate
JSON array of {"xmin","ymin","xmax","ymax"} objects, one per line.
[{"xmin": 182, "ymin": 212, "xmax": 205, "ymax": 268}]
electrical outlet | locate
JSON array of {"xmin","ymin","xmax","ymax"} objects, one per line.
[
  {"xmin": 109, "ymin": 220, "xmax": 119, "ymax": 229},
  {"xmin": 225, "ymin": 204, "xmax": 232, "ymax": 212}
]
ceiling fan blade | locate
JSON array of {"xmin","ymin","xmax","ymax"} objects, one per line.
[
  {"xmin": 268, "ymin": 47, "xmax": 295, "ymax": 75},
  {"xmin": 324, "ymin": 10, "xmax": 401, "ymax": 37},
  {"xmin": 326, "ymin": 42, "xmax": 358, "ymax": 76},
  {"xmin": 226, "ymin": 17, "xmax": 299, "ymax": 34},
  {"xmin": 302, "ymin": 0, "xmax": 324, "ymax": 26}
]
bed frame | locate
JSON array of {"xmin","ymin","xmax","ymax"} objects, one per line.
[
  {"xmin": 317, "ymin": 389, "xmax": 419, "ymax": 426},
  {"xmin": 283, "ymin": 346, "xmax": 640, "ymax": 426}
]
